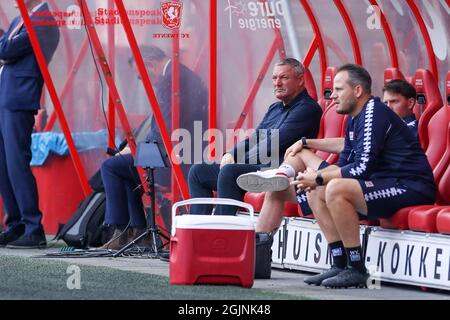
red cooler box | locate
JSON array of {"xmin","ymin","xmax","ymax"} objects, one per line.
[{"xmin": 170, "ymin": 198, "xmax": 255, "ymax": 288}]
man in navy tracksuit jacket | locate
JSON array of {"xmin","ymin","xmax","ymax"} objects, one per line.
[
  {"xmin": 0, "ymin": 1, "xmax": 59, "ymax": 248},
  {"xmin": 238, "ymin": 64, "xmax": 436, "ymax": 288}
]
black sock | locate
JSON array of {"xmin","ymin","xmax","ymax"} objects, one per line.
[
  {"xmin": 329, "ymin": 241, "xmax": 346, "ymax": 268},
  {"xmin": 345, "ymin": 246, "xmax": 366, "ymax": 272}
]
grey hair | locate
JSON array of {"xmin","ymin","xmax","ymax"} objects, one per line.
[{"xmin": 275, "ymin": 58, "xmax": 305, "ymax": 77}]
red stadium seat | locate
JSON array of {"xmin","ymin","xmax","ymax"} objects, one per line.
[
  {"xmin": 409, "ymin": 155, "xmax": 450, "ymax": 233},
  {"xmin": 315, "ymin": 103, "xmax": 348, "ymax": 164},
  {"xmin": 284, "ymin": 202, "xmax": 300, "ymax": 217},
  {"xmin": 406, "ymin": 72, "xmax": 450, "ymax": 232},
  {"xmin": 380, "ymin": 106, "xmax": 450, "ymax": 231},
  {"xmin": 243, "ymin": 192, "xmax": 300, "ymax": 217},
  {"xmin": 243, "ymin": 192, "xmax": 265, "ymax": 212},
  {"xmin": 383, "ymin": 68, "xmax": 405, "ymax": 83},
  {"xmin": 304, "ymin": 67, "xmax": 318, "ymax": 101},
  {"xmin": 318, "ymin": 67, "xmax": 337, "ymax": 110},
  {"xmin": 436, "ymin": 206, "xmax": 450, "ymax": 235},
  {"xmin": 414, "ymin": 69, "xmax": 443, "ymax": 150}
]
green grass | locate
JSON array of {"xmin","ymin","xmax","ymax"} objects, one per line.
[{"xmin": 0, "ymin": 255, "xmax": 304, "ymax": 300}]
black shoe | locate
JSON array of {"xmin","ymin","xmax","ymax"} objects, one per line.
[
  {"xmin": 321, "ymin": 267, "xmax": 370, "ymax": 289},
  {"xmin": 6, "ymin": 233, "xmax": 47, "ymax": 249},
  {"xmin": 0, "ymin": 226, "xmax": 25, "ymax": 247},
  {"xmin": 304, "ymin": 266, "xmax": 344, "ymax": 286}
]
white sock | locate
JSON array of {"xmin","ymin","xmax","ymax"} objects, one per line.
[{"xmin": 276, "ymin": 164, "xmax": 296, "ymax": 178}]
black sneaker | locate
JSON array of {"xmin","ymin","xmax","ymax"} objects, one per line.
[
  {"xmin": 321, "ymin": 267, "xmax": 370, "ymax": 289},
  {"xmin": 303, "ymin": 266, "xmax": 344, "ymax": 286},
  {"xmin": 0, "ymin": 226, "xmax": 25, "ymax": 247},
  {"xmin": 6, "ymin": 233, "xmax": 47, "ymax": 249}
]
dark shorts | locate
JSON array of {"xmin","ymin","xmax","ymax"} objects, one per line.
[
  {"xmin": 297, "ymin": 161, "xmax": 435, "ymax": 219},
  {"xmin": 356, "ymin": 178, "xmax": 435, "ymax": 219}
]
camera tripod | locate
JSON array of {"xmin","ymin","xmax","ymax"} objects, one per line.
[
  {"xmin": 113, "ymin": 167, "xmax": 170, "ymax": 258},
  {"xmin": 113, "ymin": 141, "xmax": 170, "ymax": 259}
]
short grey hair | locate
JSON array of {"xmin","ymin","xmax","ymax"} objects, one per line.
[{"xmin": 275, "ymin": 58, "xmax": 305, "ymax": 77}]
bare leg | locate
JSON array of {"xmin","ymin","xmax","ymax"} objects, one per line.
[
  {"xmin": 256, "ymin": 186, "xmax": 297, "ymax": 233},
  {"xmin": 255, "ymin": 150, "xmax": 326, "ymax": 233},
  {"xmin": 307, "ymin": 187, "xmax": 341, "ymax": 243},
  {"xmin": 325, "ymin": 179, "xmax": 367, "ymax": 247},
  {"xmin": 282, "ymin": 149, "xmax": 324, "ymax": 173}
]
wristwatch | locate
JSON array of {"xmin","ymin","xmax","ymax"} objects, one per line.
[
  {"xmin": 301, "ymin": 137, "xmax": 309, "ymax": 149},
  {"xmin": 315, "ymin": 172, "xmax": 324, "ymax": 186}
]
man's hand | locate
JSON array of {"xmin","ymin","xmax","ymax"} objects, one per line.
[
  {"xmin": 284, "ymin": 140, "xmax": 303, "ymax": 159},
  {"xmin": 220, "ymin": 153, "xmax": 235, "ymax": 169},
  {"xmin": 291, "ymin": 167, "xmax": 317, "ymax": 192}
]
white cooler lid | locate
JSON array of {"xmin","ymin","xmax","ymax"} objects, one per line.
[{"xmin": 174, "ymin": 215, "xmax": 255, "ymax": 231}]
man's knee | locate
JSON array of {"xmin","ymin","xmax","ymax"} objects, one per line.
[
  {"xmin": 217, "ymin": 164, "xmax": 241, "ymax": 186},
  {"xmin": 188, "ymin": 163, "xmax": 210, "ymax": 184},
  {"xmin": 325, "ymin": 179, "xmax": 352, "ymax": 206},
  {"xmin": 101, "ymin": 156, "xmax": 116, "ymax": 174}
]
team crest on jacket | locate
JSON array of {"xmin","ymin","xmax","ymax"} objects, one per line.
[{"xmin": 161, "ymin": 1, "xmax": 183, "ymax": 30}]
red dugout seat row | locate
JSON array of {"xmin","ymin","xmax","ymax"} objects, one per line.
[{"xmin": 380, "ymin": 71, "xmax": 450, "ymax": 232}]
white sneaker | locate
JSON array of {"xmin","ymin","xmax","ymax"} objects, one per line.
[{"xmin": 236, "ymin": 169, "xmax": 290, "ymax": 193}]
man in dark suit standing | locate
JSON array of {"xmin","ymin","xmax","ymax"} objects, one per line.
[
  {"xmin": 0, "ymin": 1, "xmax": 60, "ymax": 248},
  {"xmin": 100, "ymin": 46, "xmax": 208, "ymax": 250}
]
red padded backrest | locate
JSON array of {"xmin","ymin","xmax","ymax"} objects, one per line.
[
  {"xmin": 319, "ymin": 67, "xmax": 337, "ymax": 110},
  {"xmin": 446, "ymin": 71, "xmax": 450, "ymax": 107},
  {"xmin": 437, "ymin": 158, "xmax": 450, "ymax": 204},
  {"xmin": 433, "ymin": 122, "xmax": 450, "ymax": 204},
  {"xmin": 405, "ymin": 76, "xmax": 414, "ymax": 85},
  {"xmin": 425, "ymin": 106, "xmax": 450, "ymax": 170},
  {"xmin": 304, "ymin": 67, "xmax": 318, "ymax": 101},
  {"xmin": 414, "ymin": 69, "xmax": 443, "ymax": 150},
  {"xmin": 316, "ymin": 103, "xmax": 346, "ymax": 161},
  {"xmin": 383, "ymin": 68, "xmax": 405, "ymax": 83}
]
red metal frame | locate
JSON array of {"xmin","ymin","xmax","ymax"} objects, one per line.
[
  {"xmin": 232, "ymin": 38, "xmax": 282, "ymax": 132},
  {"xmin": 405, "ymin": 0, "xmax": 439, "ymax": 82},
  {"xmin": 232, "ymin": 0, "xmax": 287, "ymax": 132},
  {"xmin": 333, "ymin": 0, "xmax": 362, "ymax": 65},
  {"xmin": 368, "ymin": 0, "xmax": 399, "ymax": 68},
  {"xmin": 17, "ymin": 0, "xmax": 91, "ymax": 196},
  {"xmin": 323, "ymin": 35, "xmax": 350, "ymax": 64},
  {"xmin": 303, "ymin": 36, "xmax": 318, "ymax": 68},
  {"xmin": 299, "ymin": 0, "xmax": 327, "ymax": 92},
  {"xmin": 107, "ymin": 0, "xmax": 116, "ymax": 149},
  {"xmin": 208, "ymin": 0, "xmax": 218, "ymax": 159},
  {"xmin": 113, "ymin": 0, "xmax": 190, "ymax": 200},
  {"xmin": 78, "ymin": 1, "xmax": 136, "ymax": 155},
  {"xmin": 44, "ymin": 38, "xmax": 89, "ymax": 131},
  {"xmin": 47, "ymin": 0, "xmax": 76, "ymax": 122},
  {"xmin": 171, "ymin": 1, "xmax": 181, "ymax": 202}
]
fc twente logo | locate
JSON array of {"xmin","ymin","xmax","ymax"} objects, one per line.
[{"xmin": 161, "ymin": 1, "xmax": 183, "ymax": 30}]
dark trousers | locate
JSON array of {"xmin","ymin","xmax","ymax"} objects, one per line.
[
  {"xmin": 188, "ymin": 163, "xmax": 260, "ymax": 215},
  {"xmin": 101, "ymin": 154, "xmax": 147, "ymax": 228},
  {"xmin": 101, "ymin": 153, "xmax": 172, "ymax": 228},
  {"xmin": 0, "ymin": 109, "xmax": 43, "ymax": 236}
]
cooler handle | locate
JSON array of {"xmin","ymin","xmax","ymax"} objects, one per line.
[{"xmin": 171, "ymin": 197, "xmax": 255, "ymax": 234}]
